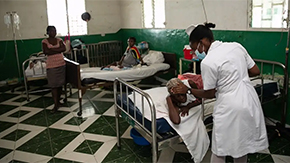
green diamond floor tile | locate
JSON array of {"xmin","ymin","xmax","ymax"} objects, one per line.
[
  {"xmin": 121, "ymin": 138, "xmax": 151, "ymax": 156},
  {"xmin": 90, "ymin": 101, "xmax": 114, "ymax": 114},
  {"xmin": 0, "ymin": 121, "xmax": 16, "ymax": 132},
  {"xmin": 16, "ymin": 128, "xmax": 50, "ymax": 146},
  {"xmin": 50, "ymin": 134, "xmax": 80, "ymax": 155},
  {"xmin": 15, "ymin": 87, "xmax": 26, "ymax": 92},
  {"xmin": 101, "ymin": 93, "xmax": 114, "ymax": 99},
  {"xmin": 62, "ymin": 101, "xmax": 77, "ymax": 107},
  {"xmin": 84, "ymin": 116, "xmax": 116, "ymax": 136},
  {"xmin": 0, "ymin": 93, "xmax": 19, "ymax": 103},
  {"xmin": 21, "ymin": 110, "xmax": 69, "ymax": 127},
  {"xmin": 69, "ymin": 90, "xmax": 101, "ymax": 99},
  {"xmin": 48, "ymin": 128, "xmax": 80, "ymax": 141},
  {"xmin": 13, "ymin": 97, "xmax": 27, "ymax": 103},
  {"xmin": 173, "ymin": 152, "xmax": 192, "ymax": 163},
  {"xmin": 102, "ymin": 140, "xmax": 136, "ymax": 162},
  {"xmin": 247, "ymin": 153, "xmax": 274, "ymax": 163},
  {"xmin": 29, "ymin": 87, "xmax": 50, "ymax": 96},
  {"xmin": 0, "ymin": 104, "xmax": 18, "ymax": 115},
  {"xmin": 74, "ymin": 102, "xmax": 94, "ymax": 113},
  {"xmin": 269, "ymin": 137, "xmax": 290, "ymax": 154},
  {"xmin": 74, "ymin": 140, "xmax": 103, "ymax": 154},
  {"xmin": 64, "ymin": 117, "xmax": 87, "ymax": 126},
  {"xmin": 0, "ymin": 86, "xmax": 11, "ymax": 93},
  {"xmin": 103, "ymin": 116, "xmax": 130, "ymax": 135},
  {"xmin": 8, "ymin": 110, "xmax": 30, "ymax": 118},
  {"xmin": 2, "ymin": 129, "xmax": 30, "ymax": 141},
  {"xmin": 17, "ymin": 141, "xmax": 53, "ymax": 156},
  {"xmin": 270, "ymin": 143, "xmax": 290, "ymax": 156},
  {"xmin": 104, "ymin": 154, "xmax": 141, "ymax": 163},
  {"xmin": 0, "ymin": 147, "xmax": 12, "ymax": 159},
  {"xmin": 24, "ymin": 96, "xmax": 54, "ymax": 108},
  {"xmin": 47, "ymin": 158, "xmax": 81, "ymax": 163}
]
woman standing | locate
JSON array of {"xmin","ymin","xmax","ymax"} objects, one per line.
[
  {"xmin": 173, "ymin": 23, "xmax": 268, "ymax": 163},
  {"xmin": 42, "ymin": 26, "xmax": 66, "ymax": 113}
]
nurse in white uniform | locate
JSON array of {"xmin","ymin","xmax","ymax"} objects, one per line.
[{"xmin": 173, "ymin": 23, "xmax": 269, "ymax": 163}]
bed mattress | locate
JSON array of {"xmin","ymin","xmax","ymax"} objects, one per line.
[{"xmin": 80, "ymin": 63, "xmax": 170, "ymax": 82}]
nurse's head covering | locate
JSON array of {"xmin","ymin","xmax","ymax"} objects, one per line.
[
  {"xmin": 186, "ymin": 24, "xmax": 196, "ymax": 36},
  {"xmin": 166, "ymin": 78, "xmax": 183, "ymax": 94},
  {"xmin": 188, "ymin": 22, "xmax": 216, "ymax": 42}
]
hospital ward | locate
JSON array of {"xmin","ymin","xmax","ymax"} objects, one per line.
[{"xmin": 1, "ymin": 0, "xmax": 290, "ymax": 163}]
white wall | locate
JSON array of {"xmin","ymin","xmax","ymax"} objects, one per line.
[
  {"xmin": 121, "ymin": 0, "xmax": 249, "ymax": 30},
  {"xmin": 120, "ymin": 0, "xmax": 143, "ymax": 28},
  {"xmin": 0, "ymin": 0, "xmax": 122, "ymax": 41},
  {"xmin": 86, "ymin": 0, "xmax": 122, "ymax": 35},
  {"xmin": 0, "ymin": 0, "xmax": 48, "ymax": 41}
]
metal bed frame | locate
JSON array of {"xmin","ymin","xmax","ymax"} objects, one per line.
[
  {"xmin": 114, "ymin": 78, "xmax": 182, "ymax": 163},
  {"xmin": 65, "ymin": 49, "xmax": 177, "ymax": 116},
  {"xmin": 113, "ymin": 58, "xmax": 288, "ymax": 163},
  {"xmin": 22, "ymin": 53, "xmax": 50, "ymax": 101}
]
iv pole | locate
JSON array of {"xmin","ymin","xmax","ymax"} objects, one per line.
[{"xmin": 6, "ymin": 11, "xmax": 21, "ymax": 81}]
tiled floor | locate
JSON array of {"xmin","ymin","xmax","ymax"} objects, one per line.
[{"xmin": 0, "ymin": 80, "xmax": 290, "ymax": 163}]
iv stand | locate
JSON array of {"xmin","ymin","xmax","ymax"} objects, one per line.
[{"xmin": 7, "ymin": 11, "xmax": 21, "ymax": 81}]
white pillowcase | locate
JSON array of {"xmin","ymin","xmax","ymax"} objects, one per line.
[{"xmin": 143, "ymin": 50, "xmax": 165, "ymax": 65}]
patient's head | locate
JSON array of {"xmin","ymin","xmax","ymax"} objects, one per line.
[
  {"xmin": 166, "ymin": 78, "xmax": 187, "ymax": 103},
  {"xmin": 127, "ymin": 37, "xmax": 136, "ymax": 47}
]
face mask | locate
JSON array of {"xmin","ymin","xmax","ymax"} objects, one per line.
[{"xmin": 195, "ymin": 43, "xmax": 206, "ymax": 60}]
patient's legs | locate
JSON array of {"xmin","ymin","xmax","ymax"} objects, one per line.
[
  {"xmin": 234, "ymin": 155, "xmax": 247, "ymax": 163},
  {"xmin": 211, "ymin": 153, "xmax": 225, "ymax": 163}
]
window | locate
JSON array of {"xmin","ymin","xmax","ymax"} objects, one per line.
[
  {"xmin": 143, "ymin": 0, "xmax": 165, "ymax": 28},
  {"xmin": 250, "ymin": 0, "xmax": 288, "ymax": 28},
  {"xmin": 46, "ymin": 0, "xmax": 87, "ymax": 36}
]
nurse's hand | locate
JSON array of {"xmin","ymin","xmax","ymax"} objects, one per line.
[{"xmin": 171, "ymin": 84, "xmax": 188, "ymax": 94}]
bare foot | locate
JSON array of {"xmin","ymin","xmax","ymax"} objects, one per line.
[{"xmin": 51, "ymin": 107, "xmax": 59, "ymax": 113}]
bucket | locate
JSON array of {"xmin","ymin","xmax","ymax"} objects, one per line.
[{"xmin": 130, "ymin": 128, "xmax": 150, "ymax": 146}]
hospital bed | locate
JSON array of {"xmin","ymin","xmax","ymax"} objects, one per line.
[
  {"xmin": 22, "ymin": 53, "xmax": 74, "ymax": 102},
  {"xmin": 22, "ymin": 53, "xmax": 51, "ymax": 101},
  {"xmin": 113, "ymin": 59, "xmax": 288, "ymax": 163},
  {"xmin": 65, "ymin": 51, "xmax": 177, "ymax": 116},
  {"xmin": 113, "ymin": 77, "xmax": 214, "ymax": 163}
]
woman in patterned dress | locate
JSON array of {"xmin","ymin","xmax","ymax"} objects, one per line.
[{"xmin": 42, "ymin": 26, "xmax": 66, "ymax": 113}]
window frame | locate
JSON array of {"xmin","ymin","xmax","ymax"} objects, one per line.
[
  {"xmin": 248, "ymin": 0, "xmax": 289, "ymax": 31},
  {"xmin": 46, "ymin": 0, "xmax": 88, "ymax": 36},
  {"xmin": 142, "ymin": 0, "xmax": 166, "ymax": 29}
]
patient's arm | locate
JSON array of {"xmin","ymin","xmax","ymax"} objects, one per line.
[
  {"xmin": 180, "ymin": 100, "xmax": 202, "ymax": 116},
  {"xmin": 166, "ymin": 96, "xmax": 181, "ymax": 125}
]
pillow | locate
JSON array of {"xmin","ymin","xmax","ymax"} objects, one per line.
[{"xmin": 143, "ymin": 50, "xmax": 165, "ymax": 65}]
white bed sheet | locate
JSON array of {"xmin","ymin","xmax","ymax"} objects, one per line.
[
  {"xmin": 80, "ymin": 63, "xmax": 170, "ymax": 81},
  {"xmin": 25, "ymin": 62, "xmax": 47, "ymax": 77}
]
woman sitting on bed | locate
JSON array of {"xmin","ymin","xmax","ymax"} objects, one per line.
[
  {"xmin": 166, "ymin": 78, "xmax": 201, "ymax": 124},
  {"xmin": 102, "ymin": 37, "xmax": 145, "ymax": 70}
]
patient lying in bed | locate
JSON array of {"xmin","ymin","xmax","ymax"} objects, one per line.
[
  {"xmin": 166, "ymin": 78, "xmax": 201, "ymax": 124},
  {"xmin": 126, "ymin": 77, "xmax": 211, "ymax": 163}
]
